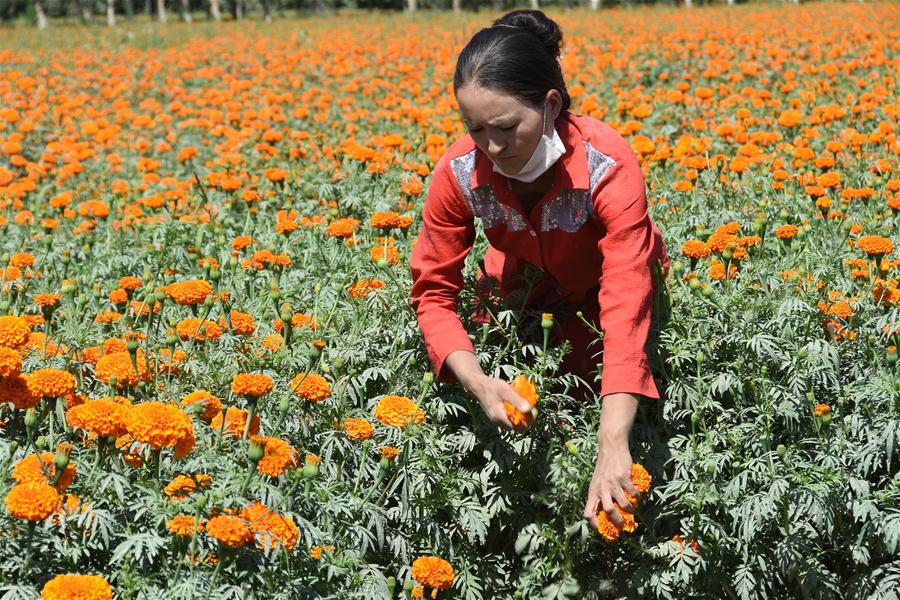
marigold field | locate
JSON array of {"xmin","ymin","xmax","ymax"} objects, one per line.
[{"xmin": 1, "ymin": 3, "xmax": 899, "ymax": 599}]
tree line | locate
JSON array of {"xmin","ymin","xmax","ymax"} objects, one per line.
[{"xmin": 0, "ymin": 0, "xmax": 819, "ymax": 30}]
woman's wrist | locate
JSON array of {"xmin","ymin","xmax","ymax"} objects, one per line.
[
  {"xmin": 445, "ymin": 350, "xmax": 488, "ymax": 397},
  {"xmin": 598, "ymin": 392, "xmax": 638, "ymax": 448}
]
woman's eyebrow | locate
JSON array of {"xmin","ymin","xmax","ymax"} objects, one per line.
[{"xmin": 462, "ymin": 113, "xmax": 517, "ymax": 128}]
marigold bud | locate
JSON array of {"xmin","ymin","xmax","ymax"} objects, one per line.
[
  {"xmin": 541, "ymin": 313, "xmax": 554, "ymax": 330},
  {"xmin": 565, "ymin": 440, "xmax": 579, "ymax": 456},
  {"xmin": 25, "ymin": 408, "xmax": 38, "ymax": 429}
]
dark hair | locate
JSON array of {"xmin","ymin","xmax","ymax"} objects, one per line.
[{"xmin": 453, "ymin": 9, "xmax": 571, "ymax": 112}]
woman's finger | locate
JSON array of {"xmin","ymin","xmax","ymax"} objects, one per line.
[
  {"xmin": 583, "ymin": 487, "xmax": 600, "ymax": 531},
  {"xmin": 502, "ymin": 385, "xmax": 534, "ymax": 414},
  {"xmin": 611, "ymin": 485, "xmax": 633, "ymax": 513},
  {"xmin": 600, "ymin": 488, "xmax": 622, "ymax": 527}
]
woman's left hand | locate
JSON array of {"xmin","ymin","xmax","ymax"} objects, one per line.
[{"xmin": 583, "ymin": 439, "xmax": 639, "ymax": 531}]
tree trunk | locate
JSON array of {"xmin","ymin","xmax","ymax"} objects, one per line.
[
  {"xmin": 530, "ymin": 0, "xmax": 539, "ymax": 9},
  {"xmin": 452, "ymin": 0, "xmax": 460, "ymax": 12},
  {"xmin": 684, "ymin": 0, "xmax": 692, "ymax": 7},
  {"xmin": 107, "ymin": 0, "xmax": 116, "ymax": 25},
  {"xmin": 34, "ymin": 0, "xmax": 48, "ymax": 28},
  {"xmin": 180, "ymin": 0, "xmax": 192, "ymax": 21},
  {"xmin": 209, "ymin": 0, "xmax": 220, "ymax": 20},
  {"xmin": 157, "ymin": 0, "xmax": 167, "ymax": 22},
  {"xmin": 123, "ymin": 0, "xmax": 134, "ymax": 17},
  {"xmin": 260, "ymin": 0, "xmax": 271, "ymax": 20},
  {"xmin": 590, "ymin": 0, "xmax": 600, "ymax": 9},
  {"xmin": 80, "ymin": 0, "xmax": 93, "ymax": 22},
  {"xmin": 232, "ymin": 0, "xmax": 242, "ymax": 19},
  {"xmin": 406, "ymin": 0, "xmax": 415, "ymax": 11}
]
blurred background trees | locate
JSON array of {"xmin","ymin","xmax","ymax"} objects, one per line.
[{"xmin": 0, "ymin": 0, "xmax": 827, "ymax": 28}]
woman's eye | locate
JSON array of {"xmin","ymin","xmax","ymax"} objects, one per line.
[{"xmin": 499, "ymin": 124, "xmax": 516, "ymax": 131}]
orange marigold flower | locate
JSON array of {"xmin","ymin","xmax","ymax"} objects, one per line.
[
  {"xmin": 856, "ymin": 235, "xmax": 894, "ymax": 257},
  {"xmin": 347, "ymin": 278, "xmax": 385, "ymax": 298},
  {"xmin": 9, "ymin": 252, "xmax": 35, "ymax": 268},
  {"xmin": 814, "ymin": 403, "xmax": 831, "ymax": 417},
  {"xmin": 817, "ymin": 300, "xmax": 852, "ymax": 319},
  {"xmin": 231, "ymin": 372, "xmax": 273, "ymax": 398},
  {"xmin": 289, "ymin": 312, "xmax": 318, "ymax": 330},
  {"xmin": 0, "ymin": 346, "xmax": 22, "ymax": 377},
  {"xmin": 66, "ymin": 398, "xmax": 130, "ymax": 439},
  {"xmin": 370, "ymin": 244, "xmax": 399, "ymax": 265},
  {"xmin": 95, "ymin": 351, "xmax": 149, "ymax": 388},
  {"xmin": 108, "ymin": 288, "xmax": 128, "ymax": 305},
  {"xmin": 206, "ymin": 515, "xmax": 253, "ymax": 548},
  {"xmin": 232, "ymin": 235, "xmax": 254, "ymax": 251},
  {"xmin": 681, "ymin": 240, "xmax": 711, "ymax": 260},
  {"xmin": 240, "ymin": 501, "xmax": 300, "ymax": 552},
  {"xmin": 411, "ymin": 556, "xmax": 455, "ymax": 590},
  {"xmin": 165, "ymin": 280, "xmax": 213, "ymax": 306},
  {"xmin": 325, "ymin": 217, "xmax": 360, "ymax": 239},
  {"xmin": 164, "ymin": 474, "xmax": 211, "ymax": 500},
  {"xmin": 5, "ymin": 482, "xmax": 60, "ymax": 521},
  {"xmin": 370, "ymin": 211, "xmax": 405, "ymax": 230},
  {"xmin": 126, "ymin": 402, "xmax": 195, "ymax": 458},
  {"xmin": 167, "ymin": 514, "xmax": 205, "ymax": 537},
  {"xmin": 27, "ymin": 368, "xmax": 77, "ymax": 399},
  {"xmin": 709, "ymin": 259, "xmax": 738, "ymax": 281},
  {"xmin": 290, "ymin": 373, "xmax": 331, "ymax": 403},
  {"xmin": 0, "ymin": 315, "xmax": 31, "ymax": 349},
  {"xmin": 176, "ymin": 318, "xmax": 223, "ymax": 342},
  {"xmin": 341, "ymin": 418, "xmax": 374, "ymax": 442},
  {"xmin": 118, "ymin": 276, "xmax": 142, "ymax": 291},
  {"xmin": 252, "ymin": 436, "xmax": 300, "ymax": 478},
  {"xmin": 181, "ymin": 390, "xmax": 222, "ymax": 422},
  {"xmin": 706, "ymin": 231, "xmax": 738, "ymax": 253},
  {"xmin": 374, "ymin": 395, "xmax": 425, "ymax": 429},
  {"xmin": 210, "ymin": 407, "xmax": 260, "ymax": 439},
  {"xmin": 673, "ymin": 533, "xmax": 701, "ymax": 551},
  {"xmin": 12, "ymin": 452, "xmax": 76, "ymax": 491},
  {"xmin": 1, "ymin": 374, "xmax": 38, "ymax": 409},
  {"xmin": 94, "ymin": 311, "xmax": 123, "ymax": 324},
  {"xmin": 223, "ymin": 311, "xmax": 256, "ymax": 336},
  {"xmin": 40, "ymin": 574, "xmax": 112, "ymax": 600},
  {"xmin": 595, "ymin": 462, "xmax": 651, "ymax": 540},
  {"xmin": 114, "ymin": 435, "xmax": 144, "ymax": 468},
  {"xmin": 379, "ymin": 446, "xmax": 400, "ymax": 460},
  {"xmin": 632, "ymin": 463, "xmax": 652, "ymax": 494},
  {"xmin": 34, "ymin": 293, "xmax": 61, "ymax": 309},
  {"xmin": 505, "ymin": 375, "xmax": 538, "ymax": 427},
  {"xmin": 775, "ymin": 224, "xmax": 799, "ymax": 240},
  {"xmin": 309, "ymin": 545, "xmax": 335, "ymax": 560}
]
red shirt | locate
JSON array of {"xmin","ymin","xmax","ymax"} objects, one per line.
[{"xmin": 409, "ymin": 111, "xmax": 670, "ymax": 399}]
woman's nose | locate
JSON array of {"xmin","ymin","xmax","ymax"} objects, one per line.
[{"xmin": 487, "ymin": 136, "xmax": 506, "ymax": 156}]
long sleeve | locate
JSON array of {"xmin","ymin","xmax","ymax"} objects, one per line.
[
  {"xmin": 593, "ymin": 147, "xmax": 667, "ymax": 400},
  {"xmin": 409, "ymin": 156, "xmax": 477, "ymax": 384}
]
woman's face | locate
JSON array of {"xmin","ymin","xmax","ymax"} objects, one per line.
[{"xmin": 456, "ymin": 84, "xmax": 561, "ymax": 176}]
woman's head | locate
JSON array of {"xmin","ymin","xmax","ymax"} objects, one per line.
[{"xmin": 454, "ymin": 10, "xmax": 570, "ymax": 175}]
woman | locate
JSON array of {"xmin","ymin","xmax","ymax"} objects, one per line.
[{"xmin": 409, "ymin": 10, "xmax": 669, "ymax": 534}]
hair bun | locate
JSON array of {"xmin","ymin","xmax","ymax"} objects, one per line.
[{"xmin": 493, "ymin": 10, "xmax": 563, "ymax": 60}]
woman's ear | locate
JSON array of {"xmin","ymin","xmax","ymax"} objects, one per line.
[{"xmin": 547, "ymin": 89, "xmax": 563, "ymax": 121}]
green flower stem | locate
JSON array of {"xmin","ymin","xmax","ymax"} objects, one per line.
[
  {"xmin": 351, "ymin": 440, "xmax": 371, "ymax": 497},
  {"xmin": 20, "ymin": 521, "xmax": 36, "ymax": 577},
  {"xmin": 242, "ymin": 396, "xmax": 257, "ymax": 441}
]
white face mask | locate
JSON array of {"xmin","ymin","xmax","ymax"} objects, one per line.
[{"xmin": 491, "ymin": 102, "xmax": 566, "ymax": 183}]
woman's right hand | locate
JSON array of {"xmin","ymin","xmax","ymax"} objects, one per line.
[
  {"xmin": 444, "ymin": 350, "xmax": 535, "ymax": 432},
  {"xmin": 470, "ymin": 375, "xmax": 536, "ymax": 433}
]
